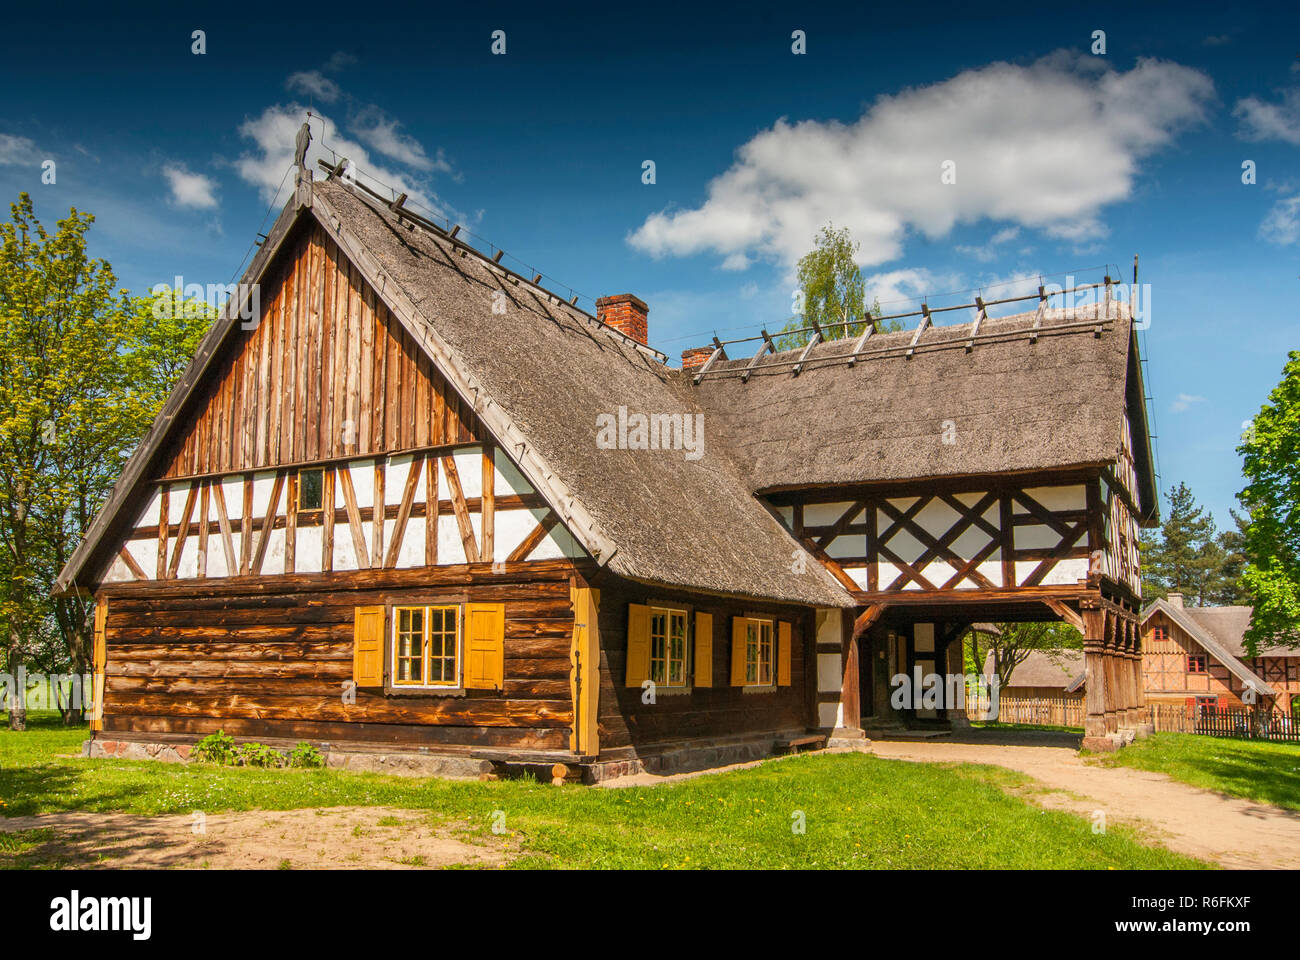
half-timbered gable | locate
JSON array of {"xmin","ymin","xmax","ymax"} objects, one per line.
[{"xmin": 1142, "ymin": 596, "xmax": 1277, "ymax": 713}]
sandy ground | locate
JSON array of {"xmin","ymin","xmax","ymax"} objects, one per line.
[
  {"xmin": 868, "ymin": 734, "xmax": 1300, "ymax": 869},
  {"xmin": 0, "ymin": 806, "xmax": 512, "ymax": 869}
]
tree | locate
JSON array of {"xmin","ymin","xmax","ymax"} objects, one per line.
[
  {"xmin": 1239, "ymin": 351, "xmax": 1300, "ymax": 653},
  {"xmin": 965, "ymin": 621, "xmax": 1082, "ymax": 696},
  {"xmin": 1139, "ymin": 482, "xmax": 1244, "ymax": 605},
  {"xmin": 0, "ymin": 194, "xmax": 211, "ymax": 728},
  {"xmin": 775, "ymin": 223, "xmax": 888, "ymax": 350}
]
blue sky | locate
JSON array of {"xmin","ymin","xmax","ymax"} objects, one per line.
[{"xmin": 1, "ymin": 0, "xmax": 1297, "ymax": 528}]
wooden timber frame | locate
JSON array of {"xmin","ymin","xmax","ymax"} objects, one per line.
[{"xmin": 773, "ymin": 464, "xmax": 1150, "ymax": 750}]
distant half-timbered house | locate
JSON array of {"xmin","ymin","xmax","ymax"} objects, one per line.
[
  {"xmin": 58, "ymin": 167, "xmax": 1159, "ymax": 777},
  {"xmin": 1141, "ymin": 594, "xmax": 1284, "ymax": 714}
]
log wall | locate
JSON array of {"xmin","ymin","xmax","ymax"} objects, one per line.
[
  {"xmin": 98, "ymin": 562, "xmax": 577, "ymax": 752},
  {"xmin": 590, "ymin": 574, "xmax": 815, "ymax": 760}
]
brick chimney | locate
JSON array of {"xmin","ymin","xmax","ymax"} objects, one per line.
[
  {"xmin": 681, "ymin": 347, "xmax": 712, "ymax": 371},
  {"xmin": 596, "ymin": 294, "xmax": 648, "ymax": 346},
  {"xmin": 1167, "ymin": 592, "xmax": 1184, "ymax": 609}
]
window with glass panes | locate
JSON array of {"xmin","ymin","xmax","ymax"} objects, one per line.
[
  {"xmin": 649, "ymin": 607, "xmax": 688, "ymax": 686},
  {"xmin": 392, "ymin": 605, "xmax": 460, "ymax": 687},
  {"xmin": 745, "ymin": 618, "xmax": 774, "ymax": 685}
]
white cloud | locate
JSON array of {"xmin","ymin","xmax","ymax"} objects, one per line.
[
  {"xmin": 1260, "ymin": 192, "xmax": 1300, "ymax": 245},
  {"xmin": 956, "ymin": 226, "xmax": 1022, "ymax": 262},
  {"xmin": 0, "ymin": 133, "xmax": 41, "ymax": 166},
  {"xmin": 162, "ymin": 163, "xmax": 219, "ymax": 209},
  {"xmin": 1234, "ymin": 86, "xmax": 1300, "ymax": 144},
  {"xmin": 233, "ymin": 103, "xmax": 456, "ymax": 221},
  {"xmin": 863, "ymin": 268, "xmax": 962, "ymax": 313},
  {"xmin": 629, "ymin": 53, "xmax": 1213, "ymax": 270},
  {"xmin": 286, "ymin": 70, "xmax": 341, "ymax": 104},
  {"xmin": 349, "ymin": 107, "xmax": 452, "ymax": 174},
  {"xmin": 1171, "ymin": 393, "xmax": 1207, "ymax": 413}
]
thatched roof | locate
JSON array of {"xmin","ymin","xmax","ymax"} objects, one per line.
[
  {"xmin": 688, "ymin": 305, "xmax": 1157, "ymax": 522},
  {"xmin": 316, "ymin": 180, "xmax": 853, "ymax": 606},
  {"xmin": 984, "ymin": 649, "xmax": 1084, "ymax": 690}
]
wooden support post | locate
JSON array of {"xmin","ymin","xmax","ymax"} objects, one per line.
[
  {"xmin": 966, "ymin": 297, "xmax": 986, "ymax": 352},
  {"xmin": 1103, "ymin": 612, "xmax": 1118, "ymax": 737},
  {"xmin": 840, "ymin": 631, "xmax": 861, "ymax": 733},
  {"xmin": 1081, "ymin": 606, "xmax": 1113, "ymax": 751}
]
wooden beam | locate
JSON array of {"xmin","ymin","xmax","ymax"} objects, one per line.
[
  {"xmin": 481, "ymin": 447, "xmax": 495, "ymax": 562},
  {"xmin": 441, "ymin": 455, "xmax": 480, "ymax": 563},
  {"xmin": 852, "ymin": 603, "xmax": 886, "ymax": 641},
  {"xmin": 116, "ymin": 547, "xmax": 146, "ymax": 581},
  {"xmin": 383, "ymin": 456, "xmax": 423, "ymax": 568},
  {"xmin": 507, "ymin": 512, "xmax": 559, "ymax": 563},
  {"xmin": 692, "ymin": 336, "xmax": 727, "ymax": 384},
  {"xmin": 371, "ymin": 459, "xmax": 385, "ymax": 568},
  {"xmin": 425, "ymin": 456, "xmax": 439, "ymax": 566},
  {"xmin": 284, "ymin": 471, "xmax": 297, "ymax": 574},
  {"xmin": 250, "ymin": 473, "xmax": 285, "ymax": 575},
  {"xmin": 741, "ymin": 330, "xmax": 773, "ymax": 383},
  {"xmin": 791, "ymin": 330, "xmax": 822, "ymax": 376},
  {"xmin": 336, "ymin": 466, "xmax": 370, "ymax": 569},
  {"xmin": 1046, "ymin": 598, "xmax": 1086, "ymax": 633},
  {"xmin": 240, "ymin": 477, "xmax": 253, "ymax": 575},
  {"xmin": 322, "ymin": 467, "xmax": 335, "ymax": 572},
  {"xmin": 846, "ymin": 321, "xmax": 875, "ymax": 368},
  {"xmin": 1030, "ymin": 285, "xmax": 1047, "ymax": 343},
  {"xmin": 966, "ymin": 297, "xmax": 986, "ymax": 353},
  {"xmin": 211, "ymin": 482, "xmax": 238, "ymax": 577},
  {"xmin": 197, "ymin": 481, "xmax": 209, "ymax": 579},
  {"xmin": 166, "ymin": 484, "xmax": 198, "ymax": 579},
  {"xmin": 156, "ymin": 486, "xmax": 169, "ymax": 580},
  {"xmin": 905, "ymin": 305, "xmax": 931, "ymax": 358}
]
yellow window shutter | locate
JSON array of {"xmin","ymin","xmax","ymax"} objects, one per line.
[
  {"xmin": 694, "ymin": 612, "xmax": 713, "ymax": 687},
  {"xmin": 731, "ymin": 616, "xmax": 748, "ymax": 686},
  {"xmin": 777, "ymin": 621, "xmax": 792, "ymax": 686},
  {"xmin": 625, "ymin": 604, "xmax": 651, "ymax": 688},
  {"xmin": 91, "ymin": 600, "xmax": 108, "ymax": 731},
  {"xmin": 353, "ymin": 605, "xmax": 385, "ymax": 688},
  {"xmin": 465, "ymin": 603, "xmax": 506, "ymax": 690}
]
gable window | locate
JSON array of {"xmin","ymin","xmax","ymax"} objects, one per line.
[
  {"xmin": 393, "ymin": 605, "xmax": 460, "ymax": 688},
  {"xmin": 744, "ymin": 618, "xmax": 774, "ymax": 686},
  {"xmin": 649, "ymin": 607, "xmax": 688, "ymax": 687},
  {"xmin": 1151, "ymin": 625, "xmax": 1167, "ymax": 642},
  {"xmin": 1187, "ymin": 654, "xmax": 1207, "ymax": 674},
  {"xmin": 298, "ymin": 468, "xmax": 324, "ymax": 511}
]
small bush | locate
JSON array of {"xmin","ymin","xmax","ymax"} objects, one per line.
[
  {"xmin": 190, "ymin": 730, "xmax": 237, "ymax": 765},
  {"xmin": 233, "ymin": 742, "xmax": 287, "ymax": 768},
  {"xmin": 288, "ymin": 741, "xmax": 325, "ymax": 768}
]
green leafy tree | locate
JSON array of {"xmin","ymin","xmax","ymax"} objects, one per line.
[
  {"xmin": 0, "ymin": 194, "xmax": 212, "ymax": 728},
  {"xmin": 965, "ymin": 622, "xmax": 1083, "ymax": 706},
  {"xmin": 1239, "ymin": 351, "xmax": 1300, "ymax": 653},
  {"xmin": 775, "ymin": 223, "xmax": 889, "ymax": 351}
]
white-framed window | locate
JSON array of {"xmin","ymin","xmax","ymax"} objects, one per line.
[
  {"xmin": 392, "ymin": 604, "xmax": 461, "ymax": 688},
  {"xmin": 649, "ymin": 607, "xmax": 689, "ymax": 687},
  {"xmin": 744, "ymin": 617, "xmax": 774, "ymax": 686}
]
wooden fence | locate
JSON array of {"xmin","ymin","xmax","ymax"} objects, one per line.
[
  {"xmin": 1147, "ymin": 703, "xmax": 1300, "ymax": 743},
  {"xmin": 966, "ymin": 696, "xmax": 1300, "ymax": 743},
  {"xmin": 965, "ymin": 696, "xmax": 1083, "ymax": 728}
]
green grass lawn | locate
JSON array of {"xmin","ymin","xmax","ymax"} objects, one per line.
[
  {"xmin": 1099, "ymin": 732, "xmax": 1300, "ymax": 812},
  {"xmin": 0, "ymin": 715, "xmax": 1206, "ymax": 869}
]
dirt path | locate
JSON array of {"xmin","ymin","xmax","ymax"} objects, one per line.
[
  {"xmin": 869, "ymin": 738, "xmax": 1300, "ymax": 869},
  {"xmin": 0, "ymin": 806, "xmax": 513, "ymax": 869}
]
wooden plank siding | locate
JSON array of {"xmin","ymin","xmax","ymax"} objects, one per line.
[
  {"xmin": 98, "ymin": 563, "xmax": 578, "ymax": 751},
  {"xmin": 588, "ymin": 574, "xmax": 815, "ymax": 761},
  {"xmin": 158, "ymin": 222, "xmax": 484, "ymax": 481}
]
